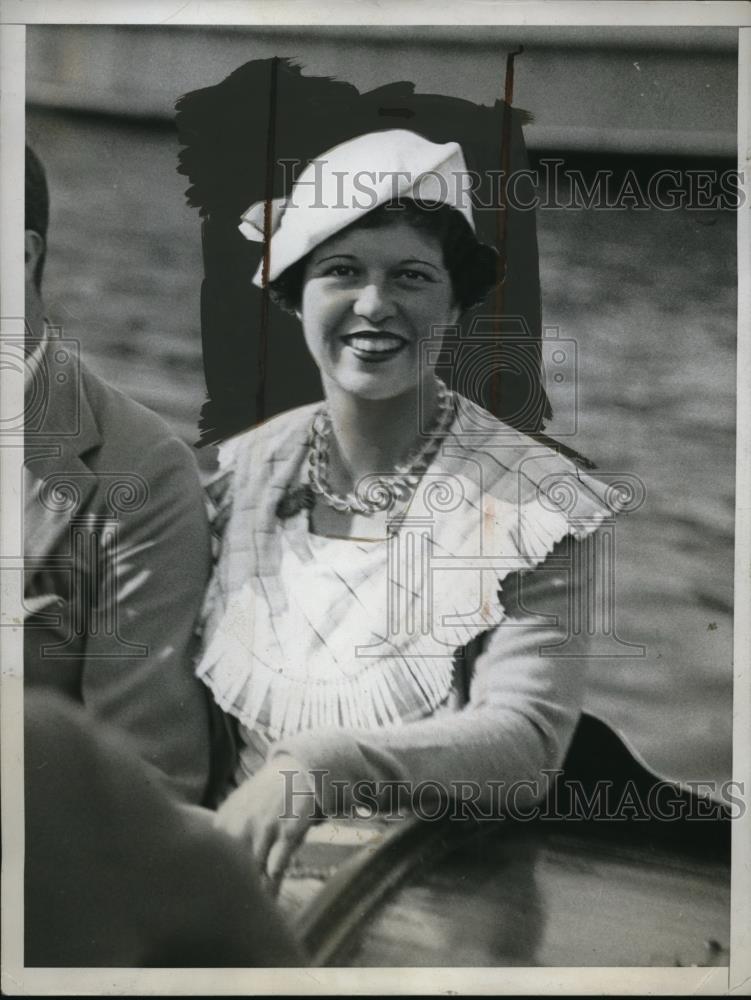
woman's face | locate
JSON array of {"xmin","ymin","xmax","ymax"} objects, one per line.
[{"xmin": 298, "ymin": 216, "xmax": 459, "ymax": 401}]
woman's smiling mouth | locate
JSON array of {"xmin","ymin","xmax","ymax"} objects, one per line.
[{"xmin": 341, "ymin": 332, "xmax": 408, "ymax": 362}]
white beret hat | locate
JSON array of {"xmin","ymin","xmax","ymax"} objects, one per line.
[{"xmin": 238, "ymin": 128, "xmax": 475, "ymax": 287}]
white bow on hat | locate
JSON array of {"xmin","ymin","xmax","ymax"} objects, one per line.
[{"xmin": 239, "ymin": 128, "xmax": 476, "ymax": 287}]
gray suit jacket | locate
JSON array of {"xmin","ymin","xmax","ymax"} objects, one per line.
[{"xmin": 24, "ymin": 341, "xmax": 214, "ymax": 803}]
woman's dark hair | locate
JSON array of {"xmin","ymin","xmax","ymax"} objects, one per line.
[{"xmin": 268, "ymin": 198, "xmax": 503, "ymax": 314}]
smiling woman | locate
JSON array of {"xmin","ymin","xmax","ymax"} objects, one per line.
[
  {"xmin": 297, "ymin": 214, "xmax": 459, "ymax": 402},
  {"xmin": 189, "ymin": 119, "xmax": 624, "ymax": 889},
  {"xmin": 307, "ymin": 226, "xmax": 460, "ymax": 409}
]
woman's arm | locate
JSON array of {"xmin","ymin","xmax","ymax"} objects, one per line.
[
  {"xmin": 215, "ymin": 532, "xmax": 596, "ymax": 884},
  {"xmin": 272, "ymin": 532, "xmax": 593, "ymax": 816}
]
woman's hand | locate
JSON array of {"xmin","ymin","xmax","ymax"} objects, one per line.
[{"xmin": 214, "ymin": 754, "xmax": 319, "ymax": 891}]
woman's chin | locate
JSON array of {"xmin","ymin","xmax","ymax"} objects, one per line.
[{"xmin": 327, "ymin": 368, "xmax": 417, "ymax": 403}]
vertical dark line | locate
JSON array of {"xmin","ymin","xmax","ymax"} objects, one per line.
[
  {"xmin": 491, "ymin": 45, "xmax": 523, "ymax": 416},
  {"xmin": 256, "ymin": 56, "xmax": 280, "ymax": 424}
]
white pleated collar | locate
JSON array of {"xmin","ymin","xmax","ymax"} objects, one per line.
[{"xmin": 196, "ymin": 396, "xmax": 620, "ymax": 739}]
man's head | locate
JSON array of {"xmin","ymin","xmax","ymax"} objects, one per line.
[{"xmin": 25, "ymin": 145, "xmax": 49, "ymax": 337}]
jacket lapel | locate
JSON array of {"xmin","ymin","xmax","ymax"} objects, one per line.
[{"xmin": 25, "ymin": 351, "xmax": 102, "ymax": 587}]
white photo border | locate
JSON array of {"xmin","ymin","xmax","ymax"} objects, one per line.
[{"xmin": 2, "ymin": 2, "xmax": 750, "ymax": 995}]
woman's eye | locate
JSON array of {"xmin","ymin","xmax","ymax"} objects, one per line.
[
  {"xmin": 324, "ymin": 264, "xmax": 357, "ymax": 277},
  {"xmin": 397, "ymin": 269, "xmax": 433, "ymax": 282}
]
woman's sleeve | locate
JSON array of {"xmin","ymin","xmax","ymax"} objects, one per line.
[{"xmin": 272, "ymin": 532, "xmax": 595, "ymax": 816}]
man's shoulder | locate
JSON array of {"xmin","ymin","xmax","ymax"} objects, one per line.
[{"xmin": 81, "ymin": 364, "xmax": 196, "ymax": 473}]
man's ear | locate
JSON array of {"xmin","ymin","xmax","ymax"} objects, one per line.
[{"xmin": 25, "ymin": 230, "xmax": 45, "ymax": 285}]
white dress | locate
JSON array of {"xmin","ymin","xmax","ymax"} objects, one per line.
[{"xmin": 196, "ymin": 395, "xmax": 620, "ymax": 811}]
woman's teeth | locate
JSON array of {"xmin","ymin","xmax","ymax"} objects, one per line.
[{"xmin": 345, "ymin": 334, "xmax": 405, "ymax": 354}]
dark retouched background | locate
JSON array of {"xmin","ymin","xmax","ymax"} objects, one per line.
[{"xmin": 25, "ymin": 24, "xmax": 738, "ymax": 792}]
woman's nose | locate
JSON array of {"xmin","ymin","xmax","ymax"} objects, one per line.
[{"xmin": 352, "ymin": 282, "xmax": 395, "ymax": 323}]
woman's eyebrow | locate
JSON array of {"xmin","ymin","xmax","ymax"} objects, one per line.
[
  {"xmin": 400, "ymin": 258, "xmax": 441, "ymax": 271},
  {"xmin": 314, "ymin": 253, "xmax": 357, "ymax": 264}
]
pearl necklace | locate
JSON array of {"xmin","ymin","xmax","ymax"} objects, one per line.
[{"xmin": 307, "ymin": 379, "xmax": 455, "ymax": 515}]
